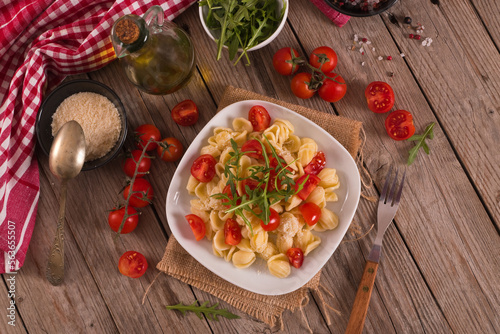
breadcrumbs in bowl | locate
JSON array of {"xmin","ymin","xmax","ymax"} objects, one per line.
[{"xmin": 36, "ymin": 79, "xmax": 127, "ymax": 171}]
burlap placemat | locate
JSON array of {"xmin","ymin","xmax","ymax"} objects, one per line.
[{"xmin": 156, "ymin": 86, "xmax": 362, "ymax": 329}]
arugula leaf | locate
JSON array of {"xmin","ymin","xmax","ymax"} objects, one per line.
[
  {"xmin": 199, "ymin": 0, "xmax": 285, "ymax": 65},
  {"xmin": 407, "ymin": 122, "xmax": 435, "ymax": 165},
  {"xmin": 166, "ymin": 301, "xmax": 240, "ymax": 321}
]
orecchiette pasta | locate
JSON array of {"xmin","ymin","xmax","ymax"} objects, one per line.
[{"xmin": 187, "ymin": 114, "xmax": 341, "ymax": 278}]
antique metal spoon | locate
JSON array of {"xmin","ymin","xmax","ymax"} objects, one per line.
[{"xmin": 46, "ymin": 120, "xmax": 86, "ymax": 286}]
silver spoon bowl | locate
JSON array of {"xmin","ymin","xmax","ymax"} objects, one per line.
[{"xmin": 46, "ymin": 120, "xmax": 86, "ymax": 286}]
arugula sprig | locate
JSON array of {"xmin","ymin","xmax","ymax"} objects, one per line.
[
  {"xmin": 166, "ymin": 301, "xmax": 240, "ymax": 321},
  {"xmin": 407, "ymin": 122, "xmax": 435, "ymax": 165},
  {"xmin": 199, "ymin": 0, "xmax": 285, "ymax": 65},
  {"xmin": 211, "ymin": 137, "xmax": 303, "ymax": 233}
]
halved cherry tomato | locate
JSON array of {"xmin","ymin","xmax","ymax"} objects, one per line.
[
  {"xmin": 299, "ymin": 202, "xmax": 322, "ymax": 226},
  {"xmin": 248, "ymin": 106, "xmax": 271, "ymax": 131},
  {"xmin": 309, "ymin": 46, "xmax": 337, "ymax": 73},
  {"xmin": 318, "ymin": 73, "xmax": 347, "ymax": 103},
  {"xmin": 385, "ymin": 110, "xmax": 416, "ymax": 141},
  {"xmin": 241, "ymin": 178, "xmax": 263, "ymax": 197},
  {"xmin": 108, "ymin": 206, "xmax": 139, "ymax": 234},
  {"xmin": 273, "ymin": 47, "xmax": 300, "ymax": 76},
  {"xmin": 171, "ymin": 100, "xmax": 199, "ymax": 126},
  {"xmin": 118, "ymin": 251, "xmax": 148, "ymax": 278},
  {"xmin": 365, "ymin": 81, "xmax": 395, "ymax": 113},
  {"xmin": 135, "ymin": 124, "xmax": 161, "ymax": 151},
  {"xmin": 185, "ymin": 214, "xmax": 206, "ymax": 241},
  {"xmin": 157, "ymin": 137, "xmax": 183, "ymax": 162},
  {"xmin": 123, "ymin": 178, "xmax": 154, "ymax": 208},
  {"xmin": 224, "ymin": 218, "xmax": 242, "ymax": 245},
  {"xmin": 242, "ymin": 139, "xmax": 264, "ymax": 160},
  {"xmin": 260, "ymin": 208, "xmax": 281, "ymax": 232},
  {"xmin": 303, "ymin": 151, "xmax": 326, "ymax": 175},
  {"xmin": 123, "ymin": 150, "xmax": 151, "ymax": 178},
  {"xmin": 270, "ymin": 155, "xmax": 292, "ymax": 172},
  {"xmin": 291, "ymin": 72, "xmax": 315, "ymax": 99},
  {"xmin": 221, "ymin": 184, "xmax": 241, "ymax": 207},
  {"xmin": 191, "ymin": 154, "xmax": 217, "ymax": 183},
  {"xmin": 295, "ymin": 174, "xmax": 321, "ymax": 200},
  {"xmin": 286, "ymin": 248, "xmax": 304, "ymax": 269}
]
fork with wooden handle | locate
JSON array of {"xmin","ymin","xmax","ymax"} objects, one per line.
[{"xmin": 345, "ymin": 167, "xmax": 406, "ymax": 334}]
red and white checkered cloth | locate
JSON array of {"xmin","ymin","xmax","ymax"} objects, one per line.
[
  {"xmin": 0, "ymin": 0, "xmax": 195, "ymax": 274},
  {"xmin": 310, "ymin": 0, "xmax": 350, "ymax": 27}
]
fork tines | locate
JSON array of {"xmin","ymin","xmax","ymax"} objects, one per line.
[{"xmin": 380, "ymin": 167, "xmax": 406, "ymax": 206}]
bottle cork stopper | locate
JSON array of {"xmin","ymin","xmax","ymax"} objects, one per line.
[{"xmin": 115, "ymin": 18, "xmax": 140, "ymax": 44}]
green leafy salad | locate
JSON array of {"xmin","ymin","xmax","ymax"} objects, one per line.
[{"xmin": 199, "ymin": 0, "xmax": 286, "ymax": 65}]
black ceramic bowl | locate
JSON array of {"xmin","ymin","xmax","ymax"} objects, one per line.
[
  {"xmin": 324, "ymin": 0, "xmax": 397, "ymax": 17},
  {"xmin": 36, "ymin": 79, "xmax": 127, "ymax": 171}
]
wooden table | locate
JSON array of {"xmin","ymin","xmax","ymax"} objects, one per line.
[{"xmin": 3, "ymin": 0, "xmax": 499, "ymax": 333}]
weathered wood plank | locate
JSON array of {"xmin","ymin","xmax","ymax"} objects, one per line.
[{"xmin": 471, "ymin": 0, "xmax": 500, "ymax": 49}]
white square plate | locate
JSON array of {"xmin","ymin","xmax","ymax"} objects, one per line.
[{"xmin": 166, "ymin": 100, "xmax": 360, "ymax": 295}]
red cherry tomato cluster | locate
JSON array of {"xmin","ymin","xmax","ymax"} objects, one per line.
[
  {"xmin": 273, "ymin": 46, "xmax": 347, "ymax": 103},
  {"xmin": 365, "ymin": 81, "xmax": 416, "ymax": 141}
]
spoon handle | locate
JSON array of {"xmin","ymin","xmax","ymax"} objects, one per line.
[{"xmin": 46, "ymin": 179, "xmax": 68, "ymax": 286}]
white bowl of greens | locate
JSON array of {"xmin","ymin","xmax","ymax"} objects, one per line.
[{"xmin": 199, "ymin": 0, "xmax": 288, "ymax": 65}]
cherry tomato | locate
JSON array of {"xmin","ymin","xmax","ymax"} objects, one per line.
[
  {"xmin": 123, "ymin": 150, "xmax": 151, "ymax": 178},
  {"xmin": 318, "ymin": 73, "xmax": 347, "ymax": 103},
  {"xmin": 171, "ymin": 100, "xmax": 199, "ymax": 126},
  {"xmin": 291, "ymin": 72, "xmax": 315, "ymax": 99},
  {"xmin": 118, "ymin": 251, "xmax": 148, "ymax": 278},
  {"xmin": 242, "ymin": 139, "xmax": 264, "ymax": 160},
  {"xmin": 191, "ymin": 154, "xmax": 217, "ymax": 183},
  {"xmin": 273, "ymin": 47, "xmax": 300, "ymax": 76},
  {"xmin": 135, "ymin": 124, "xmax": 161, "ymax": 151},
  {"xmin": 248, "ymin": 105, "xmax": 271, "ymax": 131},
  {"xmin": 295, "ymin": 174, "xmax": 321, "ymax": 200},
  {"xmin": 224, "ymin": 218, "xmax": 242, "ymax": 246},
  {"xmin": 365, "ymin": 81, "xmax": 395, "ymax": 113},
  {"xmin": 108, "ymin": 206, "xmax": 139, "ymax": 234},
  {"xmin": 241, "ymin": 178, "xmax": 263, "ymax": 197},
  {"xmin": 185, "ymin": 214, "xmax": 206, "ymax": 241},
  {"xmin": 221, "ymin": 184, "xmax": 240, "ymax": 207},
  {"xmin": 270, "ymin": 155, "xmax": 292, "ymax": 172},
  {"xmin": 309, "ymin": 46, "xmax": 337, "ymax": 73},
  {"xmin": 385, "ymin": 110, "xmax": 416, "ymax": 141},
  {"xmin": 299, "ymin": 202, "xmax": 322, "ymax": 226},
  {"xmin": 123, "ymin": 178, "xmax": 154, "ymax": 208},
  {"xmin": 303, "ymin": 151, "xmax": 326, "ymax": 175},
  {"xmin": 260, "ymin": 208, "xmax": 281, "ymax": 232},
  {"xmin": 286, "ymin": 248, "xmax": 304, "ymax": 269},
  {"xmin": 157, "ymin": 137, "xmax": 183, "ymax": 162}
]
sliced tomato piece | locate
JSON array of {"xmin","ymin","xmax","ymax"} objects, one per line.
[
  {"xmin": 365, "ymin": 81, "xmax": 395, "ymax": 113},
  {"xmin": 171, "ymin": 100, "xmax": 199, "ymax": 126},
  {"xmin": 295, "ymin": 174, "xmax": 321, "ymax": 200},
  {"xmin": 191, "ymin": 154, "xmax": 217, "ymax": 183},
  {"xmin": 118, "ymin": 251, "xmax": 148, "ymax": 278},
  {"xmin": 299, "ymin": 202, "xmax": 322, "ymax": 226},
  {"xmin": 185, "ymin": 214, "xmax": 206, "ymax": 241},
  {"xmin": 385, "ymin": 110, "xmax": 416, "ymax": 140},
  {"xmin": 286, "ymin": 248, "xmax": 304, "ymax": 269},
  {"xmin": 248, "ymin": 106, "xmax": 271, "ymax": 131},
  {"xmin": 224, "ymin": 218, "xmax": 242, "ymax": 245},
  {"xmin": 241, "ymin": 139, "xmax": 264, "ymax": 160},
  {"xmin": 260, "ymin": 208, "xmax": 280, "ymax": 232},
  {"xmin": 303, "ymin": 151, "xmax": 326, "ymax": 175}
]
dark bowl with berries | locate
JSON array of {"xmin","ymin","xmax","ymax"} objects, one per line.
[{"xmin": 324, "ymin": 0, "xmax": 398, "ymax": 17}]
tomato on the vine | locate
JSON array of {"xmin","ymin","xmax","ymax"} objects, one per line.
[
  {"xmin": 291, "ymin": 72, "xmax": 315, "ymax": 99},
  {"xmin": 273, "ymin": 47, "xmax": 300, "ymax": 76},
  {"xmin": 318, "ymin": 73, "xmax": 347, "ymax": 103},
  {"xmin": 224, "ymin": 218, "xmax": 242, "ymax": 245},
  {"xmin": 157, "ymin": 137, "xmax": 183, "ymax": 162},
  {"xmin": 385, "ymin": 110, "xmax": 416, "ymax": 141},
  {"xmin": 118, "ymin": 251, "xmax": 148, "ymax": 278},
  {"xmin": 303, "ymin": 151, "xmax": 326, "ymax": 175},
  {"xmin": 365, "ymin": 81, "xmax": 395, "ymax": 113},
  {"xmin": 242, "ymin": 139, "xmax": 264, "ymax": 160},
  {"xmin": 171, "ymin": 100, "xmax": 199, "ymax": 126},
  {"xmin": 108, "ymin": 206, "xmax": 139, "ymax": 234},
  {"xmin": 191, "ymin": 154, "xmax": 217, "ymax": 183},
  {"xmin": 260, "ymin": 208, "xmax": 281, "ymax": 232},
  {"xmin": 123, "ymin": 150, "xmax": 151, "ymax": 178},
  {"xmin": 299, "ymin": 202, "xmax": 322, "ymax": 226},
  {"xmin": 309, "ymin": 46, "xmax": 337, "ymax": 73},
  {"xmin": 135, "ymin": 124, "xmax": 161, "ymax": 151},
  {"xmin": 286, "ymin": 248, "xmax": 304, "ymax": 269},
  {"xmin": 123, "ymin": 178, "xmax": 154, "ymax": 208},
  {"xmin": 295, "ymin": 174, "xmax": 321, "ymax": 200},
  {"xmin": 185, "ymin": 214, "xmax": 206, "ymax": 241},
  {"xmin": 248, "ymin": 105, "xmax": 271, "ymax": 131}
]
